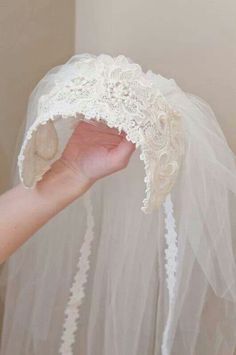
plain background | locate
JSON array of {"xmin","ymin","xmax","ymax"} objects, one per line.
[
  {"xmin": 0, "ymin": 0, "xmax": 74, "ymax": 193},
  {"xmin": 0, "ymin": 0, "xmax": 235, "ymax": 193},
  {"xmin": 76, "ymin": 0, "xmax": 236, "ymax": 148},
  {"xmin": 0, "ymin": 0, "xmax": 235, "ymax": 350}
]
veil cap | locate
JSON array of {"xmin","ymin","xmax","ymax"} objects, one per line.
[{"xmin": 18, "ymin": 54, "xmax": 184, "ymax": 212}]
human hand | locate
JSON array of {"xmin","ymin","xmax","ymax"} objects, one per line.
[
  {"xmin": 0, "ymin": 120, "xmax": 135, "ymax": 263},
  {"xmin": 58, "ymin": 120, "xmax": 135, "ymax": 185}
]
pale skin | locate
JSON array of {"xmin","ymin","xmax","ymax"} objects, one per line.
[{"xmin": 0, "ymin": 121, "xmax": 135, "ymax": 263}]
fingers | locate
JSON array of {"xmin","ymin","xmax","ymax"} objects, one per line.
[
  {"xmin": 108, "ymin": 137, "xmax": 136, "ymax": 171},
  {"xmin": 75, "ymin": 119, "xmax": 126, "ymax": 137},
  {"xmin": 70, "ymin": 119, "xmax": 135, "ymax": 174},
  {"xmin": 73, "ymin": 120, "xmax": 127, "ymax": 148}
]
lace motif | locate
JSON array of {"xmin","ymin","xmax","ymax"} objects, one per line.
[
  {"xmin": 59, "ymin": 191, "xmax": 95, "ymax": 355},
  {"xmin": 18, "ymin": 54, "xmax": 184, "ymax": 212},
  {"xmin": 162, "ymin": 194, "xmax": 178, "ymax": 355}
]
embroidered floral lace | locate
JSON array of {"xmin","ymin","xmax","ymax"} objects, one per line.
[{"xmin": 18, "ymin": 54, "xmax": 184, "ymax": 212}]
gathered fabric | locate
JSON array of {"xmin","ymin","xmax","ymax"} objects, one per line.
[{"xmin": 1, "ymin": 54, "xmax": 236, "ymax": 355}]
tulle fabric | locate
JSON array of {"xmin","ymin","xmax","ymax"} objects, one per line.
[{"xmin": 0, "ymin": 55, "xmax": 236, "ymax": 355}]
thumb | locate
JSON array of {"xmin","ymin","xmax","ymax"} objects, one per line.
[{"xmin": 108, "ymin": 137, "xmax": 135, "ymax": 171}]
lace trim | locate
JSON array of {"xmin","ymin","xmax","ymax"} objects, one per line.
[
  {"xmin": 161, "ymin": 194, "xmax": 178, "ymax": 355},
  {"xmin": 59, "ymin": 191, "xmax": 94, "ymax": 355},
  {"xmin": 18, "ymin": 54, "xmax": 184, "ymax": 213}
]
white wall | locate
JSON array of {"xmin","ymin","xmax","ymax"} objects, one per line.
[
  {"xmin": 0, "ymin": 0, "xmax": 75, "ymax": 192},
  {"xmin": 75, "ymin": 0, "xmax": 236, "ymax": 152},
  {"xmin": 1, "ymin": 0, "xmax": 235, "ymax": 193}
]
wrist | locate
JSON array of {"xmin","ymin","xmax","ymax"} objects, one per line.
[{"xmin": 36, "ymin": 160, "xmax": 93, "ymax": 203}]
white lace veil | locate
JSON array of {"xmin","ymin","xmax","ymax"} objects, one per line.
[{"xmin": 1, "ymin": 54, "xmax": 236, "ymax": 355}]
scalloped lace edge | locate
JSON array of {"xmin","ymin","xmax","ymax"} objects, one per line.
[
  {"xmin": 59, "ymin": 191, "xmax": 95, "ymax": 355},
  {"xmin": 17, "ymin": 113, "xmax": 159, "ymax": 214},
  {"xmin": 161, "ymin": 194, "xmax": 178, "ymax": 355}
]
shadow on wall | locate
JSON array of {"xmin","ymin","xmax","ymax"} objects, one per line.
[
  {"xmin": 0, "ymin": 0, "xmax": 75, "ymax": 193},
  {"xmin": 0, "ymin": 144, "xmax": 9, "ymax": 192}
]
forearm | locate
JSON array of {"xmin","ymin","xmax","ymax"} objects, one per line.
[{"xmin": 0, "ymin": 161, "xmax": 92, "ymax": 263}]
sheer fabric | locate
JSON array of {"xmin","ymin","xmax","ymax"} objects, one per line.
[{"xmin": 0, "ymin": 55, "xmax": 236, "ymax": 355}]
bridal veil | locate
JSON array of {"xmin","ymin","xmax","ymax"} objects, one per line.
[{"xmin": 1, "ymin": 54, "xmax": 236, "ymax": 355}]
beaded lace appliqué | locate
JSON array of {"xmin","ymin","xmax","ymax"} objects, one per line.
[
  {"xmin": 18, "ymin": 54, "xmax": 184, "ymax": 213},
  {"xmin": 17, "ymin": 54, "xmax": 183, "ymax": 355}
]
